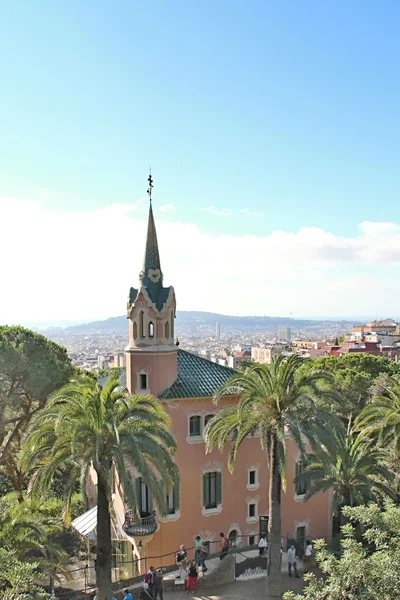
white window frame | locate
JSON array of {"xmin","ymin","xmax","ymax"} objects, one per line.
[
  {"xmin": 246, "ymin": 463, "xmax": 261, "ymax": 491},
  {"xmin": 134, "ymin": 367, "xmax": 151, "ymax": 394},
  {"xmin": 201, "ymin": 461, "xmax": 223, "ymax": 516},
  {"xmin": 245, "ymin": 495, "xmax": 260, "ymax": 524},
  {"xmin": 160, "ymin": 484, "xmax": 181, "ymax": 523},
  {"xmin": 186, "ymin": 410, "xmax": 218, "ymax": 444}
]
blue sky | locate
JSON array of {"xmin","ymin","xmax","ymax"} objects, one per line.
[{"xmin": 1, "ymin": 1, "xmax": 400, "ymax": 323}]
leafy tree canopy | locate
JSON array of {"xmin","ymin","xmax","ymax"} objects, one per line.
[
  {"xmin": 300, "ymin": 354, "xmax": 400, "ymax": 418},
  {"xmin": 0, "ymin": 326, "xmax": 74, "ymax": 490},
  {"xmin": 284, "ymin": 502, "xmax": 400, "ymax": 600}
]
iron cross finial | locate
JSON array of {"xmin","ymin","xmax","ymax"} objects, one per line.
[{"xmin": 147, "ymin": 169, "xmax": 154, "ymax": 202}]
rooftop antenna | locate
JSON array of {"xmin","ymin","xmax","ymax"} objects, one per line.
[{"xmin": 147, "ymin": 167, "xmax": 153, "ymax": 203}]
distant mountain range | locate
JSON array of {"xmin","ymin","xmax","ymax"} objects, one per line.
[{"xmin": 61, "ymin": 311, "xmax": 362, "ymax": 335}]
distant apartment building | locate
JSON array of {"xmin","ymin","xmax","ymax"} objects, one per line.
[
  {"xmin": 113, "ymin": 352, "xmax": 126, "ymax": 368},
  {"xmin": 216, "ymin": 321, "xmax": 221, "ymax": 338},
  {"xmin": 291, "ymin": 340, "xmax": 325, "ymax": 350},
  {"xmin": 227, "ymin": 349, "xmax": 251, "ymax": 369},
  {"xmin": 326, "ymin": 340, "xmax": 400, "ymax": 361},
  {"xmin": 353, "ymin": 318, "xmax": 399, "ymax": 336},
  {"xmin": 278, "ymin": 326, "xmax": 292, "ymax": 341},
  {"xmin": 251, "ymin": 343, "xmax": 290, "ymax": 364}
]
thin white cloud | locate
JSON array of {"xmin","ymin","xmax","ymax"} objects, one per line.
[
  {"xmin": 199, "ymin": 206, "xmax": 265, "ymax": 218},
  {"xmin": 158, "ymin": 204, "xmax": 176, "ymax": 214},
  {"xmin": 1, "ymin": 196, "xmax": 400, "ymax": 322}
]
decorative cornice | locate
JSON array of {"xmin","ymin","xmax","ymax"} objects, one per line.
[
  {"xmin": 245, "ymin": 495, "xmax": 260, "ymax": 504},
  {"xmin": 201, "ymin": 461, "xmax": 223, "ymax": 474},
  {"xmin": 245, "ymin": 463, "xmax": 261, "ymax": 471}
]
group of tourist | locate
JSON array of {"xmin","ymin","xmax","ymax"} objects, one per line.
[{"xmin": 100, "ymin": 534, "xmax": 313, "ymax": 599}]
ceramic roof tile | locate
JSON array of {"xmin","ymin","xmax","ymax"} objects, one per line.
[
  {"xmin": 98, "ymin": 349, "xmax": 235, "ymax": 399},
  {"xmin": 159, "ymin": 349, "xmax": 236, "ymax": 399}
]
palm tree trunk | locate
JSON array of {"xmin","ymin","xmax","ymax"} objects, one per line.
[
  {"xmin": 96, "ymin": 468, "xmax": 113, "ymax": 600},
  {"xmin": 266, "ymin": 431, "xmax": 282, "ymax": 598}
]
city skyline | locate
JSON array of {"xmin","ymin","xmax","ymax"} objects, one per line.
[{"xmin": 2, "ymin": 2, "xmax": 400, "ymax": 323}]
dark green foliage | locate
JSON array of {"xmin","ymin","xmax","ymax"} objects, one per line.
[
  {"xmin": 0, "ymin": 326, "xmax": 74, "ymax": 493},
  {"xmin": 284, "ymin": 502, "xmax": 400, "ymax": 600},
  {"xmin": 0, "ymin": 548, "xmax": 51, "ymax": 599},
  {"xmin": 300, "ymin": 353, "xmax": 400, "ymax": 419}
]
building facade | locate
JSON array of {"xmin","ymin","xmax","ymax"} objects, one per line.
[{"xmin": 87, "ymin": 192, "xmax": 331, "ymax": 577}]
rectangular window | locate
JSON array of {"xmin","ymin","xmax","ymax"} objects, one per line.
[
  {"xmin": 249, "ymin": 470, "xmax": 256, "ymax": 486},
  {"xmin": 136, "ymin": 477, "xmax": 152, "ymax": 516},
  {"xmin": 295, "ymin": 461, "xmax": 307, "ymax": 496},
  {"xmin": 249, "ymin": 535, "xmax": 255, "ymax": 546},
  {"xmin": 203, "ymin": 471, "xmax": 222, "ymax": 509},
  {"xmin": 249, "ymin": 503, "xmax": 256, "ymax": 518},
  {"xmin": 140, "ymin": 373, "xmax": 147, "ymax": 390},
  {"xmin": 190, "ymin": 415, "xmax": 201, "ymax": 437},
  {"xmin": 166, "ymin": 485, "xmax": 175, "ymax": 514}
]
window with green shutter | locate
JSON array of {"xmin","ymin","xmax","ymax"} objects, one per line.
[
  {"xmin": 295, "ymin": 461, "xmax": 307, "ymax": 496},
  {"xmin": 136, "ymin": 477, "xmax": 152, "ymax": 515},
  {"xmin": 203, "ymin": 471, "xmax": 222, "ymax": 509},
  {"xmin": 190, "ymin": 416, "xmax": 201, "ymax": 436},
  {"xmin": 166, "ymin": 482, "xmax": 180, "ymax": 514}
]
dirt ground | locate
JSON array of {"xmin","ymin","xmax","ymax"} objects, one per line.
[{"xmin": 163, "ymin": 574, "xmax": 305, "ymax": 599}]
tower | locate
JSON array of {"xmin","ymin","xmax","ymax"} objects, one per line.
[{"xmin": 125, "ymin": 174, "xmax": 177, "ymax": 396}]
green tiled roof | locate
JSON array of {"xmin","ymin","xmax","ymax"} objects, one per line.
[
  {"xmin": 98, "ymin": 349, "xmax": 236, "ymax": 399},
  {"xmin": 160, "ymin": 349, "xmax": 236, "ymax": 399}
]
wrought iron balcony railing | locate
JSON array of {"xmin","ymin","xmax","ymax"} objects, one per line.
[{"xmin": 123, "ymin": 510, "xmax": 157, "ymax": 537}]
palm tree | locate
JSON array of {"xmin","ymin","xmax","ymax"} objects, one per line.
[
  {"xmin": 357, "ymin": 377, "xmax": 400, "ymax": 455},
  {"xmin": 204, "ymin": 355, "xmax": 337, "ymax": 599},
  {"xmin": 297, "ymin": 422, "xmax": 395, "ymax": 534},
  {"xmin": 21, "ymin": 376, "xmax": 179, "ymax": 600},
  {"xmin": 0, "ymin": 493, "xmax": 70, "ymax": 593}
]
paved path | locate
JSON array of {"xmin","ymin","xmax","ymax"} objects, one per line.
[{"xmin": 163, "ymin": 574, "xmax": 305, "ymax": 599}]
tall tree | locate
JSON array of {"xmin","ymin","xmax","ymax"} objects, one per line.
[
  {"xmin": 204, "ymin": 355, "xmax": 337, "ymax": 599},
  {"xmin": 0, "ymin": 326, "xmax": 74, "ymax": 496},
  {"xmin": 297, "ymin": 423, "xmax": 395, "ymax": 534},
  {"xmin": 21, "ymin": 376, "xmax": 179, "ymax": 600}
]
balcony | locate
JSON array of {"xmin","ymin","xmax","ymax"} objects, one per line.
[{"xmin": 123, "ymin": 509, "xmax": 157, "ymax": 537}]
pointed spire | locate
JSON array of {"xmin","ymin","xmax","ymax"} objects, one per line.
[
  {"xmin": 139, "ymin": 171, "xmax": 163, "ymax": 290},
  {"xmin": 142, "ymin": 202, "xmax": 162, "ymax": 278}
]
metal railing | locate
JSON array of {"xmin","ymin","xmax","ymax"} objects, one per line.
[{"xmin": 123, "ymin": 509, "xmax": 157, "ymax": 536}]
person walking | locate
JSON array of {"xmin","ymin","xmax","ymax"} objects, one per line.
[
  {"xmin": 304, "ymin": 539, "xmax": 313, "ymax": 573},
  {"xmin": 199, "ymin": 542, "xmax": 209, "ymax": 573},
  {"xmin": 194, "ymin": 536, "xmax": 203, "ymax": 566},
  {"xmin": 287, "ymin": 544, "xmax": 300, "ymax": 578},
  {"xmin": 186, "ymin": 561, "xmax": 199, "ymax": 594},
  {"xmin": 219, "ymin": 532, "xmax": 229, "ymax": 560},
  {"xmin": 145, "ymin": 566, "xmax": 155, "ymax": 598},
  {"xmin": 153, "ymin": 568, "xmax": 164, "ymax": 600},
  {"xmin": 175, "ymin": 544, "xmax": 187, "ymax": 578},
  {"xmin": 258, "ymin": 534, "xmax": 268, "ymax": 556}
]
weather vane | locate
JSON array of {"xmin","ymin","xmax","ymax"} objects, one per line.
[{"xmin": 147, "ymin": 169, "xmax": 153, "ymax": 202}]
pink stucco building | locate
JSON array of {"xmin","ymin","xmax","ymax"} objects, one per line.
[{"xmin": 88, "ymin": 185, "xmax": 331, "ymax": 580}]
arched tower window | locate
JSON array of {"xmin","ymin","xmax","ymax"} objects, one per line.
[
  {"xmin": 133, "ymin": 321, "xmax": 138, "ymax": 340},
  {"xmin": 139, "ymin": 311, "xmax": 145, "ymax": 338},
  {"xmin": 171, "ymin": 312, "xmax": 174, "ymax": 340},
  {"xmin": 165, "ymin": 320, "xmax": 170, "ymax": 339},
  {"xmin": 149, "ymin": 322, "xmax": 154, "ymax": 338}
]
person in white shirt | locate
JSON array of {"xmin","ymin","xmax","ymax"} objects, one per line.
[
  {"xmin": 258, "ymin": 534, "xmax": 268, "ymax": 556},
  {"xmin": 287, "ymin": 544, "xmax": 300, "ymax": 578},
  {"xmin": 304, "ymin": 539, "xmax": 313, "ymax": 573}
]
